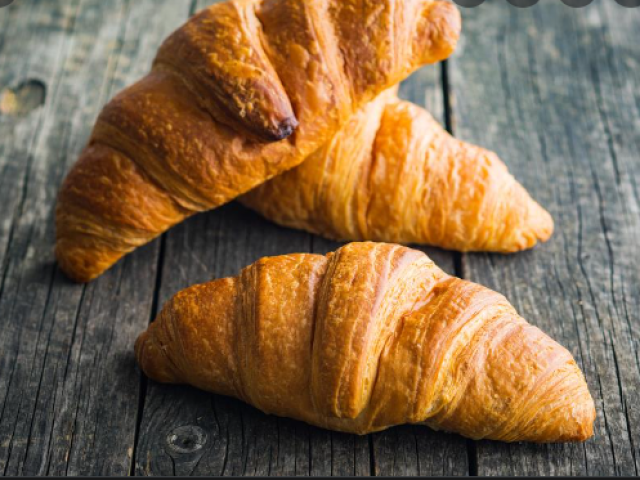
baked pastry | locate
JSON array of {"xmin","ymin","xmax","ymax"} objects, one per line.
[
  {"xmin": 55, "ymin": 0, "xmax": 461, "ymax": 282},
  {"xmin": 136, "ymin": 242, "xmax": 595, "ymax": 442},
  {"xmin": 242, "ymin": 88, "xmax": 554, "ymax": 252}
]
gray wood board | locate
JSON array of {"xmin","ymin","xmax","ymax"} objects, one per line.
[
  {"xmin": 0, "ymin": 0, "xmax": 192, "ymax": 475},
  {"xmin": 449, "ymin": 1, "xmax": 640, "ymax": 476},
  {"xmin": 0, "ymin": 0, "xmax": 638, "ymax": 477}
]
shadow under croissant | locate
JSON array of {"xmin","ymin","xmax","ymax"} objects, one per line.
[
  {"xmin": 134, "ymin": 381, "xmax": 466, "ymax": 476},
  {"xmin": 135, "ymin": 380, "xmax": 587, "ymax": 476}
]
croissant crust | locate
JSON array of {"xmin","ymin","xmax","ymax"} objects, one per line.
[
  {"xmin": 56, "ymin": 0, "xmax": 461, "ymax": 282},
  {"xmin": 136, "ymin": 242, "xmax": 595, "ymax": 443},
  {"xmin": 242, "ymin": 88, "xmax": 554, "ymax": 253}
]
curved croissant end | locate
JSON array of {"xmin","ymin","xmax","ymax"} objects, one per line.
[
  {"xmin": 241, "ymin": 91, "xmax": 554, "ymax": 253},
  {"xmin": 135, "ymin": 242, "xmax": 595, "ymax": 442},
  {"xmin": 155, "ymin": 0, "xmax": 298, "ymax": 142},
  {"xmin": 55, "ymin": 0, "xmax": 461, "ymax": 283}
]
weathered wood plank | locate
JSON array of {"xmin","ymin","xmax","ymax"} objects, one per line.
[
  {"xmin": 0, "ymin": 1, "xmax": 100, "ymax": 475},
  {"xmin": 0, "ymin": 0, "xmax": 192, "ymax": 475},
  {"xmin": 449, "ymin": 2, "xmax": 640, "ymax": 476},
  {"xmin": 0, "ymin": 0, "xmax": 78, "ymax": 315}
]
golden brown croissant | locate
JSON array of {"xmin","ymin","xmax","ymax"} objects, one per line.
[
  {"xmin": 55, "ymin": 0, "xmax": 461, "ymax": 282},
  {"xmin": 241, "ymin": 88, "xmax": 554, "ymax": 252},
  {"xmin": 136, "ymin": 242, "xmax": 595, "ymax": 442}
]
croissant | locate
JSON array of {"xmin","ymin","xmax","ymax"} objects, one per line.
[
  {"xmin": 55, "ymin": 0, "xmax": 461, "ymax": 282},
  {"xmin": 241, "ymin": 88, "xmax": 554, "ymax": 252},
  {"xmin": 136, "ymin": 242, "xmax": 595, "ymax": 442}
]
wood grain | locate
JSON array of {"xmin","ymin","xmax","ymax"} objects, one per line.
[
  {"xmin": 448, "ymin": 2, "xmax": 640, "ymax": 476},
  {"xmin": 0, "ymin": 0, "xmax": 639, "ymax": 477},
  {"xmin": 0, "ymin": 0, "xmax": 191, "ymax": 475}
]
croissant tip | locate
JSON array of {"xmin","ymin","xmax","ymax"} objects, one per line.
[
  {"xmin": 531, "ymin": 203, "xmax": 555, "ymax": 245},
  {"xmin": 55, "ymin": 242, "xmax": 95, "ymax": 284},
  {"xmin": 269, "ymin": 115, "xmax": 299, "ymax": 141},
  {"xmin": 421, "ymin": 0, "xmax": 463, "ymax": 59},
  {"xmin": 558, "ymin": 402, "xmax": 597, "ymax": 443}
]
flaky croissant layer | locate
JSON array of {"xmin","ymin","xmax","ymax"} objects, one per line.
[
  {"xmin": 136, "ymin": 242, "xmax": 595, "ymax": 442},
  {"xmin": 242, "ymin": 88, "xmax": 554, "ymax": 253},
  {"xmin": 55, "ymin": 0, "xmax": 461, "ymax": 282}
]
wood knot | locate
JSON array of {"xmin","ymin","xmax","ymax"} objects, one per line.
[
  {"xmin": 0, "ymin": 79, "xmax": 47, "ymax": 117},
  {"xmin": 165, "ymin": 425, "xmax": 207, "ymax": 456}
]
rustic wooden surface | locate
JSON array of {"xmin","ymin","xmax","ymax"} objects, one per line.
[{"xmin": 0, "ymin": 0, "xmax": 638, "ymax": 476}]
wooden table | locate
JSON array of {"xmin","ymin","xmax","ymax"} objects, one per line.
[{"xmin": 0, "ymin": 0, "xmax": 638, "ymax": 476}]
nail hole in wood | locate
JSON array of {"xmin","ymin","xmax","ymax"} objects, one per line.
[
  {"xmin": 0, "ymin": 79, "xmax": 47, "ymax": 117},
  {"xmin": 165, "ymin": 425, "xmax": 207, "ymax": 456}
]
